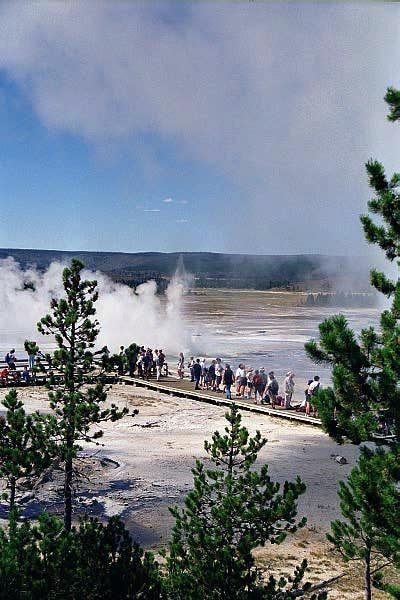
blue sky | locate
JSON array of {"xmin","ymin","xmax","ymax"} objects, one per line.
[{"xmin": 1, "ymin": 1, "xmax": 400, "ymax": 255}]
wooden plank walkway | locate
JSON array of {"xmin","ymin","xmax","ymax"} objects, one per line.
[
  {"xmin": 120, "ymin": 374, "xmax": 321, "ymax": 427},
  {"xmin": 0, "ymin": 362, "xmax": 321, "ymax": 428}
]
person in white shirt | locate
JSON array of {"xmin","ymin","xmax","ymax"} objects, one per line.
[
  {"xmin": 307, "ymin": 376, "xmax": 321, "ymax": 417},
  {"xmin": 238, "ymin": 365, "xmax": 247, "ymax": 397},
  {"xmin": 200, "ymin": 358, "xmax": 207, "ymax": 387},
  {"xmin": 235, "ymin": 365, "xmax": 242, "ymax": 396},
  {"xmin": 215, "ymin": 358, "xmax": 224, "ymax": 392},
  {"xmin": 309, "ymin": 375, "xmax": 321, "ymax": 395}
]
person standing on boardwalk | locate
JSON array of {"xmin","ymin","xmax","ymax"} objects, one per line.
[
  {"xmin": 215, "ymin": 358, "xmax": 224, "ymax": 392},
  {"xmin": 253, "ymin": 370, "xmax": 263, "ymax": 404},
  {"xmin": 117, "ymin": 346, "xmax": 126, "ymax": 375},
  {"xmin": 258, "ymin": 368, "xmax": 268, "ymax": 403},
  {"xmin": 238, "ymin": 364, "xmax": 247, "ymax": 398},
  {"xmin": 193, "ymin": 359, "xmax": 202, "ymax": 390},
  {"xmin": 209, "ymin": 360, "xmax": 216, "ymax": 391},
  {"xmin": 266, "ymin": 371, "xmax": 279, "ymax": 407},
  {"xmin": 142, "ymin": 351, "xmax": 151, "ymax": 380},
  {"xmin": 5, "ymin": 349, "xmax": 16, "ymax": 370},
  {"xmin": 200, "ymin": 358, "xmax": 207, "ymax": 387},
  {"xmin": 24, "ymin": 340, "xmax": 38, "ymax": 370},
  {"xmin": 307, "ymin": 375, "xmax": 321, "ymax": 417},
  {"xmin": 223, "ymin": 364, "xmax": 234, "ymax": 399},
  {"xmin": 188, "ymin": 356, "xmax": 195, "ymax": 382},
  {"xmin": 235, "ymin": 364, "xmax": 242, "ymax": 396},
  {"xmin": 156, "ymin": 352, "xmax": 164, "ymax": 381},
  {"xmin": 284, "ymin": 372, "xmax": 295, "ymax": 409},
  {"xmin": 177, "ymin": 352, "xmax": 185, "ymax": 379}
]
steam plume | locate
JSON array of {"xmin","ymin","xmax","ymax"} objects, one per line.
[{"xmin": 0, "ymin": 257, "xmax": 190, "ymax": 356}]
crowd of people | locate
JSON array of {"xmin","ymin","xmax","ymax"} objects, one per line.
[
  {"xmin": 0, "ymin": 345, "xmax": 322, "ymax": 417},
  {"xmin": 114, "ymin": 345, "xmax": 169, "ymax": 381},
  {"xmin": 182, "ymin": 356, "xmax": 321, "ymax": 415}
]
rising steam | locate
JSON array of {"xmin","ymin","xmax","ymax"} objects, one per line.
[{"xmin": 0, "ymin": 257, "xmax": 191, "ymax": 356}]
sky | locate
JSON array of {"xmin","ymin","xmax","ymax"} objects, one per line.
[{"xmin": 1, "ymin": 1, "xmax": 400, "ymax": 256}]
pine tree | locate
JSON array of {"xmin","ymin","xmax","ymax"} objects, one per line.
[
  {"xmin": 305, "ymin": 86, "xmax": 400, "ymax": 599},
  {"xmin": 37, "ymin": 259, "xmax": 129, "ymax": 531},
  {"xmin": 0, "ymin": 512, "xmax": 161, "ymax": 600},
  {"xmin": 305, "ymin": 86, "xmax": 400, "ymax": 445},
  {"xmin": 328, "ymin": 448, "xmax": 400, "ymax": 600},
  {"xmin": 0, "ymin": 389, "xmax": 56, "ymax": 511},
  {"xmin": 164, "ymin": 405, "xmax": 327, "ymax": 599}
]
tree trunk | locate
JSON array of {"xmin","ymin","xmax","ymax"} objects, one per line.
[
  {"xmin": 64, "ymin": 318, "xmax": 76, "ymax": 533},
  {"xmin": 64, "ymin": 456, "xmax": 73, "ymax": 532},
  {"xmin": 9, "ymin": 476, "xmax": 16, "ymax": 512},
  {"xmin": 365, "ymin": 547, "xmax": 372, "ymax": 600}
]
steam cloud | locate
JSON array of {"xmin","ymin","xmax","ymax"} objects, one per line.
[{"xmin": 0, "ymin": 258, "xmax": 191, "ymax": 357}]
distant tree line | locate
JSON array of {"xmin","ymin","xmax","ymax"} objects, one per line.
[
  {"xmin": 192, "ymin": 275, "xmax": 297, "ymax": 290},
  {"xmin": 304, "ymin": 292, "xmax": 378, "ymax": 308},
  {"xmin": 117, "ymin": 273, "xmax": 306, "ymax": 292},
  {"xmin": 115, "ymin": 273, "xmax": 170, "ymax": 293}
]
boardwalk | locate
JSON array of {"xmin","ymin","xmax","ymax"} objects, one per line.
[
  {"xmin": 121, "ymin": 374, "xmax": 321, "ymax": 427},
  {"xmin": 0, "ymin": 360, "xmax": 321, "ymax": 427}
]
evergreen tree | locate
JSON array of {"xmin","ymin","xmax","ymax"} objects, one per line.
[
  {"xmin": 0, "ymin": 389, "xmax": 56, "ymax": 511},
  {"xmin": 0, "ymin": 512, "xmax": 161, "ymax": 600},
  {"xmin": 328, "ymin": 448, "xmax": 400, "ymax": 600},
  {"xmin": 305, "ymin": 86, "xmax": 400, "ymax": 444},
  {"xmin": 125, "ymin": 343, "xmax": 140, "ymax": 377},
  {"xmin": 305, "ymin": 86, "xmax": 400, "ymax": 599},
  {"xmin": 37, "ymin": 259, "xmax": 129, "ymax": 531},
  {"xmin": 164, "ymin": 405, "xmax": 326, "ymax": 599},
  {"xmin": 304, "ymin": 313, "xmax": 378, "ymax": 444}
]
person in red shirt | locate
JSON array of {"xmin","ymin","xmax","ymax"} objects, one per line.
[{"xmin": 0, "ymin": 367, "xmax": 9, "ymax": 384}]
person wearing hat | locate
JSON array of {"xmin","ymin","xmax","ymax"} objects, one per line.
[
  {"xmin": 259, "ymin": 368, "xmax": 268, "ymax": 403},
  {"xmin": 284, "ymin": 371, "xmax": 295, "ymax": 409}
]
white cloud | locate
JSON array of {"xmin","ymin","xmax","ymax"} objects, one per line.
[
  {"xmin": 1, "ymin": 3, "xmax": 400, "ymax": 252},
  {"xmin": 2, "ymin": 2, "xmax": 398, "ymax": 178},
  {"xmin": 143, "ymin": 208, "xmax": 161, "ymax": 212},
  {"xmin": 163, "ymin": 197, "xmax": 174, "ymax": 203},
  {"xmin": 176, "ymin": 218, "xmax": 189, "ymax": 223}
]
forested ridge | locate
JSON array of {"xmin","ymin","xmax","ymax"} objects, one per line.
[{"xmin": 0, "ymin": 248, "xmax": 371, "ymax": 292}]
